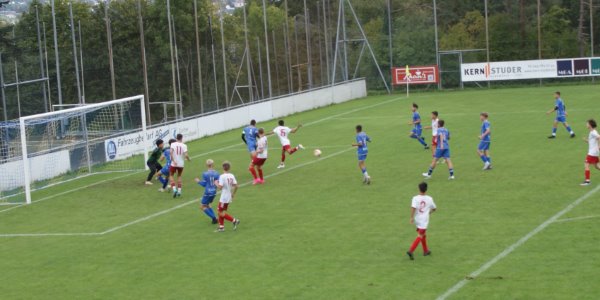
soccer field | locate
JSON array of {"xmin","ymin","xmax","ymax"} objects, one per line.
[{"xmin": 2, "ymin": 85, "xmax": 600, "ymax": 299}]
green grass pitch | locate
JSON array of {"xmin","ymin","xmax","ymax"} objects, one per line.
[{"xmin": 2, "ymin": 85, "xmax": 600, "ymax": 299}]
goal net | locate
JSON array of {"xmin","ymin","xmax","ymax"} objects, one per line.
[{"xmin": 0, "ymin": 95, "xmax": 148, "ymax": 205}]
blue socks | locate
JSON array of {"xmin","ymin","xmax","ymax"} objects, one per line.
[
  {"xmin": 158, "ymin": 176, "xmax": 168, "ymax": 188},
  {"xmin": 566, "ymin": 126, "xmax": 573, "ymax": 133},
  {"xmin": 418, "ymin": 137, "xmax": 427, "ymax": 146},
  {"xmin": 552, "ymin": 127, "xmax": 557, "ymax": 134},
  {"xmin": 449, "ymin": 168, "xmax": 454, "ymax": 176},
  {"xmin": 361, "ymin": 168, "xmax": 367, "ymax": 174},
  {"xmin": 428, "ymin": 167, "xmax": 434, "ymax": 175},
  {"xmin": 203, "ymin": 207, "xmax": 216, "ymax": 220},
  {"xmin": 480, "ymin": 155, "xmax": 491, "ymax": 163}
]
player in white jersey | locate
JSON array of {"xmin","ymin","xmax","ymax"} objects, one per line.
[
  {"xmin": 423, "ymin": 111, "xmax": 443, "ymax": 163},
  {"xmin": 406, "ymin": 182, "xmax": 437, "ymax": 260},
  {"xmin": 215, "ymin": 161, "xmax": 240, "ymax": 232},
  {"xmin": 273, "ymin": 119, "xmax": 304, "ymax": 168},
  {"xmin": 249, "ymin": 128, "xmax": 268, "ymax": 185},
  {"xmin": 581, "ymin": 119, "xmax": 600, "ymax": 186},
  {"xmin": 169, "ymin": 133, "xmax": 190, "ymax": 198}
]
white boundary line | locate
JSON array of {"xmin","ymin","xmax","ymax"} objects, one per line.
[
  {"xmin": 436, "ymin": 184, "xmax": 600, "ymax": 300},
  {"xmin": 553, "ymin": 214, "xmax": 600, "ymax": 223},
  {"xmin": 0, "ymin": 147, "xmax": 354, "ymax": 238},
  {"xmin": 0, "ymin": 95, "xmax": 403, "ymax": 214}
]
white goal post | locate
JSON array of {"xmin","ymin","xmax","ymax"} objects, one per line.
[{"xmin": 1, "ymin": 95, "xmax": 148, "ymax": 205}]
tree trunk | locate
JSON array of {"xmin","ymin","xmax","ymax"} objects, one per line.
[{"xmin": 578, "ymin": 0, "xmax": 586, "ymax": 57}]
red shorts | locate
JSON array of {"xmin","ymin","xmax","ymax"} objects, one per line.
[
  {"xmin": 431, "ymin": 137, "xmax": 438, "ymax": 147},
  {"xmin": 252, "ymin": 157, "xmax": 267, "ymax": 166},
  {"xmin": 416, "ymin": 228, "xmax": 427, "ymax": 235},
  {"xmin": 169, "ymin": 166, "xmax": 184, "ymax": 176},
  {"xmin": 218, "ymin": 202, "xmax": 229, "ymax": 212},
  {"xmin": 586, "ymin": 155, "xmax": 599, "ymax": 164},
  {"xmin": 282, "ymin": 145, "xmax": 291, "ymax": 152}
]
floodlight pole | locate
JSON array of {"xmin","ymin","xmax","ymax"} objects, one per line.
[
  {"xmin": 193, "ymin": 0, "xmax": 205, "ymax": 112},
  {"xmin": 322, "ymin": 0, "xmax": 330, "ymax": 85},
  {"xmin": 433, "ymin": 0, "xmax": 441, "ymax": 89},
  {"xmin": 304, "ymin": 0, "xmax": 313, "ymax": 89},
  {"xmin": 51, "ymin": 0, "xmax": 62, "ymax": 108},
  {"xmin": 105, "ymin": 0, "xmax": 116, "ymax": 100},
  {"xmin": 219, "ymin": 6, "xmax": 229, "ymax": 107},
  {"xmin": 262, "ymin": 0, "xmax": 273, "ymax": 98},
  {"xmin": 78, "ymin": 20, "xmax": 85, "ymax": 103},
  {"xmin": 35, "ymin": 5, "xmax": 48, "ymax": 112},
  {"xmin": 387, "ymin": 0, "xmax": 393, "ymax": 91},
  {"xmin": 166, "ymin": 0, "xmax": 177, "ymax": 112},
  {"xmin": 137, "ymin": 0, "xmax": 151, "ymax": 124},
  {"xmin": 484, "ymin": 0, "xmax": 490, "ymax": 88},
  {"xmin": 591, "ymin": 0, "xmax": 595, "ymax": 83},
  {"xmin": 69, "ymin": 3, "xmax": 82, "ymax": 104}
]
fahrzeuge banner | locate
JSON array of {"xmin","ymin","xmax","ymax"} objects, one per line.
[
  {"xmin": 461, "ymin": 57, "xmax": 600, "ymax": 82},
  {"xmin": 392, "ymin": 65, "xmax": 439, "ymax": 85}
]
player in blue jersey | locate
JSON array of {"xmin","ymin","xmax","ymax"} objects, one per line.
[
  {"xmin": 478, "ymin": 112, "xmax": 492, "ymax": 170},
  {"xmin": 408, "ymin": 103, "xmax": 429, "ymax": 149},
  {"xmin": 547, "ymin": 91, "xmax": 575, "ymax": 139},
  {"xmin": 194, "ymin": 159, "xmax": 220, "ymax": 224},
  {"xmin": 242, "ymin": 120, "xmax": 259, "ymax": 158},
  {"xmin": 423, "ymin": 120, "xmax": 455, "ymax": 180},
  {"xmin": 157, "ymin": 138, "xmax": 176, "ymax": 192},
  {"xmin": 352, "ymin": 125, "xmax": 371, "ymax": 184}
]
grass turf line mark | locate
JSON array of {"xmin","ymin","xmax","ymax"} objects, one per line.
[
  {"xmin": 553, "ymin": 214, "xmax": 600, "ymax": 223},
  {"xmin": 436, "ymin": 184, "xmax": 600, "ymax": 300}
]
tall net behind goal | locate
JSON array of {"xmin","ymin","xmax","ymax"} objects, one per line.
[{"xmin": 0, "ymin": 95, "xmax": 148, "ymax": 205}]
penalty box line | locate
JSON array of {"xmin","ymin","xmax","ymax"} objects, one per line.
[
  {"xmin": 436, "ymin": 184, "xmax": 600, "ymax": 300},
  {"xmin": 0, "ymin": 147, "xmax": 355, "ymax": 238},
  {"xmin": 0, "ymin": 95, "xmax": 403, "ymax": 215}
]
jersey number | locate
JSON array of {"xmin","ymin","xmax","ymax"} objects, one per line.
[
  {"xmin": 418, "ymin": 201, "xmax": 426, "ymax": 213},
  {"xmin": 174, "ymin": 146, "xmax": 183, "ymax": 155},
  {"xmin": 280, "ymin": 129, "xmax": 287, "ymax": 137}
]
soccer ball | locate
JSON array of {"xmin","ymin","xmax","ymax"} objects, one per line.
[{"xmin": 313, "ymin": 149, "xmax": 322, "ymax": 157}]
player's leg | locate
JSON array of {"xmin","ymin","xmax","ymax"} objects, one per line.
[
  {"xmin": 423, "ymin": 156, "xmax": 438, "ymax": 178},
  {"xmin": 419, "ymin": 229, "xmax": 431, "ymax": 255},
  {"xmin": 145, "ymin": 162, "xmax": 157, "ymax": 184},
  {"xmin": 177, "ymin": 169, "xmax": 183, "ymax": 195},
  {"xmin": 562, "ymin": 121, "xmax": 575, "ymax": 137},
  {"xmin": 446, "ymin": 157, "xmax": 455, "ymax": 179},
  {"xmin": 216, "ymin": 203, "xmax": 226, "ymax": 231},
  {"xmin": 407, "ymin": 229, "xmax": 425, "ymax": 260},
  {"xmin": 279, "ymin": 147, "xmax": 286, "ymax": 167},
  {"xmin": 169, "ymin": 167, "xmax": 176, "ymax": 191},
  {"xmin": 249, "ymin": 161, "xmax": 259, "ymax": 184},
  {"xmin": 257, "ymin": 164, "xmax": 264, "ymax": 183},
  {"xmin": 201, "ymin": 196, "xmax": 218, "ymax": 223}
]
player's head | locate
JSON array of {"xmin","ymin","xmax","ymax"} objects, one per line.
[
  {"xmin": 555, "ymin": 91, "xmax": 561, "ymax": 99},
  {"xmin": 418, "ymin": 182, "xmax": 428, "ymax": 194},
  {"xmin": 155, "ymin": 139, "xmax": 164, "ymax": 148},
  {"xmin": 431, "ymin": 111, "xmax": 438, "ymax": 119},
  {"xmin": 412, "ymin": 103, "xmax": 418, "ymax": 112},
  {"xmin": 356, "ymin": 125, "xmax": 362, "ymax": 133},
  {"xmin": 206, "ymin": 159, "xmax": 214, "ymax": 168},
  {"xmin": 222, "ymin": 161, "xmax": 231, "ymax": 172},
  {"xmin": 278, "ymin": 120, "xmax": 285, "ymax": 126},
  {"xmin": 438, "ymin": 119, "xmax": 445, "ymax": 128},
  {"xmin": 168, "ymin": 138, "xmax": 176, "ymax": 145},
  {"xmin": 258, "ymin": 127, "xmax": 265, "ymax": 136},
  {"xmin": 480, "ymin": 112, "xmax": 488, "ymax": 121},
  {"xmin": 250, "ymin": 119, "xmax": 256, "ymax": 126},
  {"xmin": 176, "ymin": 133, "xmax": 183, "ymax": 141},
  {"xmin": 587, "ymin": 119, "xmax": 597, "ymax": 130}
]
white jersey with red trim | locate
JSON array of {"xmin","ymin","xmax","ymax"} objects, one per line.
[
  {"xmin": 170, "ymin": 141, "xmax": 188, "ymax": 168},
  {"xmin": 589, "ymin": 130, "xmax": 600, "ymax": 157},
  {"xmin": 431, "ymin": 119, "xmax": 439, "ymax": 137},
  {"xmin": 218, "ymin": 173, "xmax": 237, "ymax": 204},
  {"xmin": 411, "ymin": 195, "xmax": 436, "ymax": 229},
  {"xmin": 256, "ymin": 136, "xmax": 268, "ymax": 159},
  {"xmin": 273, "ymin": 126, "xmax": 292, "ymax": 146}
]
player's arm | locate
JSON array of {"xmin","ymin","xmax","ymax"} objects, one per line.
[
  {"xmin": 409, "ymin": 207, "xmax": 415, "ymax": 224},
  {"xmin": 184, "ymin": 151, "xmax": 191, "ymax": 161},
  {"xmin": 195, "ymin": 175, "xmax": 207, "ymax": 187},
  {"xmin": 480, "ymin": 128, "xmax": 491, "ymax": 140},
  {"xmin": 430, "ymin": 208, "xmax": 437, "ymax": 214},
  {"xmin": 290, "ymin": 124, "xmax": 303, "ymax": 133},
  {"xmin": 241, "ymin": 132, "xmax": 247, "ymax": 144},
  {"xmin": 546, "ymin": 106, "xmax": 558, "ymax": 115}
]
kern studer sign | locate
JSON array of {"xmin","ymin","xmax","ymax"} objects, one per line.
[
  {"xmin": 392, "ymin": 65, "xmax": 439, "ymax": 85},
  {"xmin": 461, "ymin": 57, "xmax": 600, "ymax": 82}
]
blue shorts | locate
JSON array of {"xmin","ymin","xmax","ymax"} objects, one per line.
[
  {"xmin": 555, "ymin": 116, "xmax": 566, "ymax": 123},
  {"xmin": 160, "ymin": 166, "xmax": 169, "ymax": 176},
  {"xmin": 435, "ymin": 148, "xmax": 450, "ymax": 159},
  {"xmin": 247, "ymin": 142, "xmax": 257, "ymax": 153},
  {"xmin": 411, "ymin": 128, "xmax": 422, "ymax": 137},
  {"xmin": 358, "ymin": 154, "xmax": 367, "ymax": 161},
  {"xmin": 478, "ymin": 141, "xmax": 490, "ymax": 151},
  {"xmin": 201, "ymin": 195, "xmax": 216, "ymax": 205}
]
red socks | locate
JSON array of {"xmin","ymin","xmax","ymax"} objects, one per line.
[
  {"xmin": 421, "ymin": 236, "xmax": 429, "ymax": 253},
  {"xmin": 409, "ymin": 237, "xmax": 422, "ymax": 253},
  {"xmin": 585, "ymin": 170, "xmax": 591, "ymax": 181},
  {"xmin": 218, "ymin": 214, "xmax": 234, "ymax": 226},
  {"xmin": 224, "ymin": 214, "xmax": 234, "ymax": 222},
  {"xmin": 289, "ymin": 147, "xmax": 298, "ymax": 154},
  {"xmin": 281, "ymin": 151, "xmax": 286, "ymax": 162},
  {"xmin": 258, "ymin": 169, "xmax": 263, "ymax": 180},
  {"xmin": 249, "ymin": 167, "xmax": 258, "ymax": 179},
  {"xmin": 218, "ymin": 216, "xmax": 224, "ymax": 226}
]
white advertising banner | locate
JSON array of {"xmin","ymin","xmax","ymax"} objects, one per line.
[{"xmin": 461, "ymin": 57, "xmax": 600, "ymax": 82}]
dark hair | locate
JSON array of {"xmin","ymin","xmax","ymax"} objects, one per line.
[
  {"xmin": 250, "ymin": 119, "xmax": 256, "ymax": 126},
  {"xmin": 258, "ymin": 127, "xmax": 265, "ymax": 134},
  {"xmin": 278, "ymin": 120, "xmax": 284, "ymax": 126},
  {"xmin": 432, "ymin": 111, "xmax": 438, "ymax": 117},
  {"xmin": 222, "ymin": 161, "xmax": 231, "ymax": 171},
  {"xmin": 176, "ymin": 133, "xmax": 183, "ymax": 141},
  {"xmin": 168, "ymin": 138, "xmax": 176, "ymax": 145},
  {"xmin": 438, "ymin": 119, "xmax": 445, "ymax": 127},
  {"xmin": 480, "ymin": 112, "xmax": 489, "ymax": 118},
  {"xmin": 589, "ymin": 119, "xmax": 597, "ymax": 129},
  {"xmin": 555, "ymin": 91, "xmax": 561, "ymax": 96},
  {"xmin": 155, "ymin": 139, "xmax": 164, "ymax": 147},
  {"xmin": 419, "ymin": 182, "xmax": 428, "ymax": 193},
  {"xmin": 356, "ymin": 125, "xmax": 362, "ymax": 132},
  {"xmin": 412, "ymin": 103, "xmax": 419, "ymax": 109}
]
